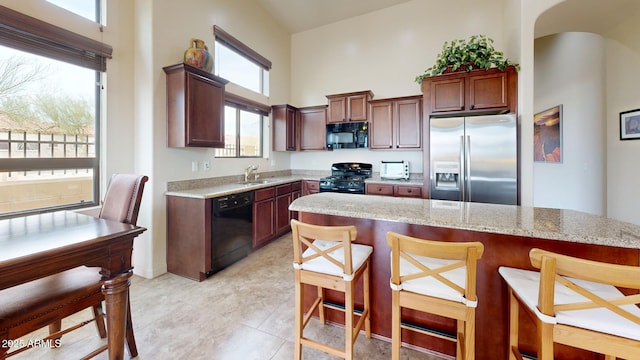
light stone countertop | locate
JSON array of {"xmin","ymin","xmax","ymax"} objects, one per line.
[
  {"xmin": 289, "ymin": 192, "xmax": 640, "ymax": 249},
  {"xmin": 165, "ymin": 175, "xmax": 312, "ymax": 199}
]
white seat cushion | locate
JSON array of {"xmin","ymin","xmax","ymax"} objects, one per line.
[
  {"xmin": 499, "ymin": 266, "xmax": 640, "ymax": 341},
  {"xmin": 298, "ymin": 240, "xmax": 373, "ymax": 281},
  {"xmin": 393, "ymin": 254, "xmax": 474, "ymax": 307}
]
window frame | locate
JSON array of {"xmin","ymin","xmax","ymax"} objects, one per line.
[
  {"xmin": 215, "ymin": 94, "xmax": 270, "ymax": 158},
  {"xmin": 0, "ymin": 5, "xmax": 111, "ymax": 218}
]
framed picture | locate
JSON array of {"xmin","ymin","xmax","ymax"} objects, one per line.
[
  {"xmin": 620, "ymin": 108, "xmax": 640, "ymax": 140},
  {"xmin": 533, "ymin": 105, "xmax": 562, "ymax": 163}
]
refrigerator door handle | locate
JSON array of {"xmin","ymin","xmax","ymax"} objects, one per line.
[
  {"xmin": 459, "ymin": 135, "xmax": 465, "ymax": 202},
  {"xmin": 466, "ymin": 135, "xmax": 471, "ymax": 202}
]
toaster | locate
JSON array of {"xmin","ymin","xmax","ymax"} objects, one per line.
[{"xmin": 380, "ymin": 161, "xmax": 410, "ymax": 180}]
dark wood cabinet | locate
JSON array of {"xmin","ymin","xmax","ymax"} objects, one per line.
[
  {"xmin": 369, "ymin": 95, "xmax": 422, "ymax": 150},
  {"xmin": 275, "ymin": 183, "xmax": 293, "ymax": 236},
  {"xmin": 272, "ymin": 104, "xmax": 298, "ymax": 151},
  {"xmin": 422, "ymin": 66, "xmax": 517, "ymax": 116},
  {"xmin": 302, "ymin": 180, "xmax": 320, "ymax": 195},
  {"xmin": 326, "ymin": 90, "xmax": 373, "ymax": 123},
  {"xmin": 299, "ymin": 106, "xmax": 327, "ymax": 150},
  {"xmin": 291, "ymin": 181, "xmax": 301, "ymax": 220},
  {"xmin": 366, "ymin": 183, "xmax": 423, "ymax": 198},
  {"xmin": 253, "ymin": 187, "xmax": 276, "ymax": 248},
  {"xmin": 166, "ymin": 196, "xmax": 212, "ymax": 281},
  {"xmin": 164, "ymin": 63, "xmax": 228, "ymax": 148}
]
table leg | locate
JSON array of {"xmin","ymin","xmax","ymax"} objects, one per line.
[{"xmin": 102, "ymin": 271, "xmax": 132, "ymax": 360}]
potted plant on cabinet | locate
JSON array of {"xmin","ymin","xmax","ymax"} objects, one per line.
[{"xmin": 415, "ymin": 34, "xmax": 519, "ymax": 83}]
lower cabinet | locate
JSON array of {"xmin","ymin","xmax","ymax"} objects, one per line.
[
  {"xmin": 366, "ymin": 183, "xmax": 423, "ymax": 198},
  {"xmin": 302, "ymin": 180, "xmax": 319, "ymax": 195},
  {"xmin": 253, "ymin": 181, "xmax": 302, "ymax": 248},
  {"xmin": 253, "ymin": 186, "xmax": 276, "ymax": 248}
]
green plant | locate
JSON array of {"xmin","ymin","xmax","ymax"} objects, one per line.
[{"xmin": 414, "ymin": 35, "xmax": 519, "ymax": 83}]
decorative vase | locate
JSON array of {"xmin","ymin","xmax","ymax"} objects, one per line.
[{"xmin": 184, "ymin": 38, "xmax": 213, "ymax": 72}]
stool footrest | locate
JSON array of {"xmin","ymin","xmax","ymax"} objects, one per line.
[
  {"xmin": 322, "ymin": 300, "xmax": 364, "ymax": 315},
  {"xmin": 400, "ymin": 321, "xmax": 457, "ymax": 341}
]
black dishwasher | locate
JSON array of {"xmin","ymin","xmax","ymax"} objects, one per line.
[{"xmin": 210, "ymin": 191, "xmax": 253, "ymax": 275}]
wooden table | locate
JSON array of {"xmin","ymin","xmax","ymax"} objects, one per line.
[{"xmin": 0, "ymin": 211, "xmax": 146, "ymax": 360}]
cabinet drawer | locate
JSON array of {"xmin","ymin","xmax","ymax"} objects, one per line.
[
  {"xmin": 304, "ymin": 180, "xmax": 319, "ymax": 190},
  {"xmin": 395, "ymin": 185, "xmax": 422, "ymax": 198},
  {"xmin": 366, "ymin": 183, "xmax": 394, "ymax": 196},
  {"xmin": 254, "ymin": 187, "xmax": 276, "ymax": 201},
  {"xmin": 276, "ymin": 183, "xmax": 292, "ymax": 195},
  {"xmin": 291, "ymin": 181, "xmax": 302, "ymax": 191}
]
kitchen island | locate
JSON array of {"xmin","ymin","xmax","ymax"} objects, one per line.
[{"xmin": 289, "ymin": 193, "xmax": 640, "ymax": 360}]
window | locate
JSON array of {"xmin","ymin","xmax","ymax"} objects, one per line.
[
  {"xmin": 213, "ymin": 25, "xmax": 271, "ymax": 96},
  {"xmin": 46, "ymin": 0, "xmax": 100, "ymax": 23},
  {"xmin": 0, "ymin": 5, "xmax": 111, "ymax": 217},
  {"xmin": 212, "ymin": 26, "xmax": 272, "ymax": 158},
  {"xmin": 215, "ymin": 105, "xmax": 264, "ymax": 158}
]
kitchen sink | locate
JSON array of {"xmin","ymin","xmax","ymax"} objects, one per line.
[{"xmin": 237, "ymin": 179, "xmax": 273, "ymax": 185}]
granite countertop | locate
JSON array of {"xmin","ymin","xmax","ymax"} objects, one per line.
[
  {"xmin": 165, "ymin": 175, "xmax": 316, "ymax": 199},
  {"xmin": 289, "ymin": 192, "xmax": 640, "ymax": 249},
  {"xmin": 365, "ymin": 176, "xmax": 423, "ymax": 186}
]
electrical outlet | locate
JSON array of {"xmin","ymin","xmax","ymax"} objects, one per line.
[
  {"xmin": 191, "ymin": 161, "xmax": 198, "ymax": 172},
  {"xmin": 203, "ymin": 161, "xmax": 210, "ymax": 171}
]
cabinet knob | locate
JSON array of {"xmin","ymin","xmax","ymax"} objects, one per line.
[
  {"xmin": 407, "ymin": 189, "xmax": 412, "ymax": 193},
  {"xmin": 471, "ymin": 105, "xmax": 475, "ymax": 110},
  {"xmin": 460, "ymin": 105, "xmax": 465, "ymax": 110},
  {"xmin": 389, "ymin": 145, "xmax": 392, "ymax": 149}
]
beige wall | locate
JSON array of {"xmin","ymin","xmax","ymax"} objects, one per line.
[
  {"xmin": 533, "ymin": 33, "xmax": 605, "ymax": 215},
  {"xmin": 605, "ymin": 14, "xmax": 640, "ymax": 225},
  {"xmin": 288, "ymin": 0, "xmax": 509, "ymax": 174}
]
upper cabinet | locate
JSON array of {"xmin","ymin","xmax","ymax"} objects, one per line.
[
  {"xmin": 422, "ymin": 66, "xmax": 517, "ymax": 116},
  {"xmin": 299, "ymin": 105, "xmax": 327, "ymax": 151},
  {"xmin": 272, "ymin": 104, "xmax": 298, "ymax": 151},
  {"xmin": 164, "ymin": 63, "xmax": 228, "ymax": 148},
  {"xmin": 369, "ymin": 95, "xmax": 422, "ymax": 150},
  {"xmin": 326, "ymin": 90, "xmax": 373, "ymax": 123}
]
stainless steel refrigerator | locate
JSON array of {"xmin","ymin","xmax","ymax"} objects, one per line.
[{"xmin": 430, "ymin": 114, "xmax": 518, "ymax": 205}]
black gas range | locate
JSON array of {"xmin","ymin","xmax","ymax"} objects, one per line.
[{"xmin": 319, "ymin": 162, "xmax": 372, "ymax": 194}]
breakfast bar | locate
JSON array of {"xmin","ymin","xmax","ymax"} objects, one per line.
[{"xmin": 289, "ymin": 193, "xmax": 640, "ymax": 360}]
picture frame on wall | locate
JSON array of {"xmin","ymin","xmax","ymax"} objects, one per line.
[
  {"xmin": 620, "ymin": 108, "xmax": 640, "ymax": 140},
  {"xmin": 533, "ymin": 105, "xmax": 562, "ymax": 163}
]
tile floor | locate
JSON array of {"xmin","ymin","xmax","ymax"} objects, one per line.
[{"xmin": 12, "ymin": 233, "xmax": 448, "ymax": 360}]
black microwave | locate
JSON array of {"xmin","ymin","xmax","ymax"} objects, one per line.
[{"xmin": 326, "ymin": 121, "xmax": 368, "ymax": 149}]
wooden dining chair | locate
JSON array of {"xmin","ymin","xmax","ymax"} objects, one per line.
[
  {"xmin": 0, "ymin": 174, "xmax": 147, "ymax": 359},
  {"xmin": 386, "ymin": 231, "xmax": 484, "ymax": 360},
  {"xmin": 499, "ymin": 248, "xmax": 640, "ymax": 360},
  {"xmin": 290, "ymin": 219, "xmax": 372, "ymax": 360}
]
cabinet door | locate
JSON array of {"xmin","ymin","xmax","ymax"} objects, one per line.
[
  {"xmin": 369, "ymin": 101, "xmax": 394, "ymax": 149},
  {"xmin": 468, "ymin": 72, "xmax": 508, "ymax": 111},
  {"xmin": 272, "ymin": 104, "xmax": 297, "ymax": 151},
  {"xmin": 430, "ymin": 77, "xmax": 465, "ymax": 113},
  {"xmin": 185, "ymin": 72, "xmax": 225, "ymax": 147},
  {"xmin": 395, "ymin": 97, "xmax": 422, "ymax": 149},
  {"xmin": 347, "ymin": 93, "xmax": 369, "ymax": 122},
  {"xmin": 165, "ymin": 64, "xmax": 228, "ymax": 148},
  {"xmin": 299, "ymin": 106, "xmax": 327, "ymax": 150},
  {"xmin": 327, "ymin": 96, "xmax": 346, "ymax": 123},
  {"xmin": 253, "ymin": 198, "xmax": 275, "ymax": 248},
  {"xmin": 366, "ymin": 183, "xmax": 394, "ymax": 196},
  {"xmin": 275, "ymin": 192, "xmax": 292, "ymax": 236}
]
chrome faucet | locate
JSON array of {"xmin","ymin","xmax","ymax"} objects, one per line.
[{"xmin": 244, "ymin": 165, "xmax": 259, "ymax": 183}]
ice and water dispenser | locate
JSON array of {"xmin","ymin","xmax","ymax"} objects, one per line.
[{"xmin": 433, "ymin": 161, "xmax": 460, "ymax": 190}]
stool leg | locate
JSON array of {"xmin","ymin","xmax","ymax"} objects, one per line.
[
  {"xmin": 464, "ymin": 307, "xmax": 475, "ymax": 360},
  {"xmin": 317, "ymin": 286, "xmax": 325, "ymax": 324},
  {"xmin": 538, "ymin": 321, "xmax": 553, "ymax": 360},
  {"xmin": 391, "ymin": 290, "xmax": 401, "ymax": 360},
  {"xmin": 363, "ymin": 260, "xmax": 371, "ymax": 338},
  {"xmin": 508, "ymin": 288, "xmax": 519, "ymax": 360},
  {"xmin": 345, "ymin": 281, "xmax": 355, "ymax": 360},
  {"xmin": 294, "ymin": 271, "xmax": 303, "ymax": 360}
]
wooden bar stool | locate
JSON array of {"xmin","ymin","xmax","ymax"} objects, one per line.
[
  {"xmin": 386, "ymin": 232, "xmax": 484, "ymax": 360},
  {"xmin": 499, "ymin": 248, "xmax": 640, "ymax": 360},
  {"xmin": 291, "ymin": 219, "xmax": 372, "ymax": 360}
]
